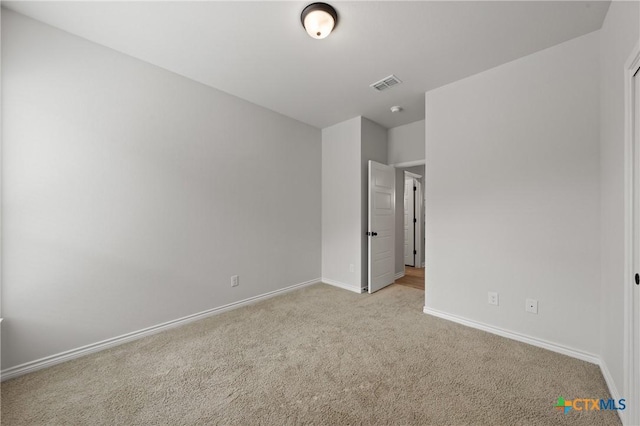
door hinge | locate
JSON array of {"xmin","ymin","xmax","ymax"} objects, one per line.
[
  {"xmin": 413, "ymin": 186, "xmax": 417, "ymax": 191},
  {"xmin": 414, "ymin": 250, "xmax": 417, "ymax": 255},
  {"xmin": 413, "ymin": 218, "xmax": 417, "ymax": 223}
]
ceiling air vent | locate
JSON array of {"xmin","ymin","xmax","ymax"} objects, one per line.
[{"xmin": 370, "ymin": 75, "xmax": 402, "ymax": 92}]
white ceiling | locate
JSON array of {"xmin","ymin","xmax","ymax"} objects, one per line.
[{"xmin": 4, "ymin": 1, "xmax": 610, "ymax": 129}]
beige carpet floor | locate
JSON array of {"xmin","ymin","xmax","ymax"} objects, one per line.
[{"xmin": 1, "ymin": 284, "xmax": 620, "ymax": 425}]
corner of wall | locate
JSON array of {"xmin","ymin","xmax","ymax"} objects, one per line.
[
  {"xmin": 321, "ymin": 116, "xmax": 363, "ymax": 289},
  {"xmin": 360, "ymin": 118, "xmax": 389, "ymax": 288}
]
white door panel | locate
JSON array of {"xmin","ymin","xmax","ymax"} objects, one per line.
[
  {"xmin": 404, "ymin": 179, "xmax": 414, "ymax": 266},
  {"xmin": 632, "ymin": 66, "xmax": 640, "ymax": 425},
  {"xmin": 415, "ymin": 180, "xmax": 423, "ymax": 268},
  {"xmin": 368, "ymin": 161, "xmax": 395, "ymax": 293}
]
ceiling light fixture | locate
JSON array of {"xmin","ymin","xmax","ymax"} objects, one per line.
[
  {"xmin": 390, "ymin": 106, "xmax": 403, "ymax": 113},
  {"xmin": 301, "ymin": 3, "xmax": 338, "ymax": 39}
]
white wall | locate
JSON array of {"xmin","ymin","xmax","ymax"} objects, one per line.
[
  {"xmin": 361, "ymin": 118, "xmax": 388, "ymax": 288},
  {"xmin": 322, "ymin": 117, "xmax": 362, "ymax": 290},
  {"xmin": 599, "ymin": 0, "xmax": 640, "ymax": 400},
  {"xmin": 1, "ymin": 10, "xmax": 321, "ymax": 370},
  {"xmin": 388, "ymin": 120, "xmax": 425, "ymax": 165},
  {"xmin": 425, "ymin": 32, "xmax": 601, "ymax": 355}
]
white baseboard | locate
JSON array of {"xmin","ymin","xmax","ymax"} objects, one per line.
[
  {"xmin": 599, "ymin": 360, "xmax": 626, "ymax": 424},
  {"xmin": 322, "ymin": 278, "xmax": 364, "ymax": 294},
  {"xmin": 1, "ymin": 277, "xmax": 321, "ymax": 382},
  {"xmin": 422, "ymin": 306, "xmax": 599, "ymax": 365},
  {"xmin": 394, "ymin": 271, "xmax": 405, "ymax": 280},
  {"xmin": 424, "ymin": 306, "xmax": 624, "ymax": 422}
]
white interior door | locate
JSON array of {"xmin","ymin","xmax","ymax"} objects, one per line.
[
  {"xmin": 404, "ymin": 178, "xmax": 415, "ymax": 266},
  {"xmin": 632, "ymin": 65, "xmax": 640, "ymax": 426},
  {"xmin": 368, "ymin": 160, "xmax": 395, "ymax": 293},
  {"xmin": 414, "ymin": 179, "xmax": 422, "ymax": 268}
]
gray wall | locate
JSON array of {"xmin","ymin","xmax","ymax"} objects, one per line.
[
  {"xmin": 388, "ymin": 120, "xmax": 425, "ymax": 165},
  {"xmin": 395, "ymin": 166, "xmax": 425, "ymax": 276},
  {"xmin": 321, "ymin": 117, "xmax": 362, "ymax": 290},
  {"xmin": 322, "ymin": 116, "xmax": 388, "ymax": 291},
  {"xmin": 425, "ymin": 31, "xmax": 601, "ymax": 355},
  {"xmin": 598, "ymin": 0, "xmax": 640, "ymax": 399},
  {"xmin": 2, "ymin": 10, "xmax": 321, "ymax": 370},
  {"xmin": 388, "ymin": 119, "xmax": 426, "ymax": 276},
  {"xmin": 361, "ymin": 118, "xmax": 388, "ymax": 288}
]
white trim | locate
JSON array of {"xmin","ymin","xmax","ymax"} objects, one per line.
[
  {"xmin": 404, "ymin": 171, "xmax": 422, "ymax": 179},
  {"xmin": 391, "ymin": 159, "xmax": 425, "ymax": 168},
  {"xmin": 322, "ymin": 278, "xmax": 364, "ymax": 294},
  {"xmin": 421, "ymin": 262, "xmax": 425, "ymax": 268},
  {"xmin": 0, "ymin": 278, "xmax": 321, "ymax": 382},
  {"xmin": 599, "ymin": 360, "xmax": 625, "ymax": 424},
  {"xmin": 394, "ymin": 271, "xmax": 405, "ymax": 280},
  {"xmin": 422, "ymin": 307, "xmax": 599, "ymax": 364},
  {"xmin": 624, "ymin": 40, "xmax": 640, "ymax": 426}
]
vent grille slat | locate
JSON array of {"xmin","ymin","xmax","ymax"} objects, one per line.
[{"xmin": 370, "ymin": 75, "xmax": 402, "ymax": 92}]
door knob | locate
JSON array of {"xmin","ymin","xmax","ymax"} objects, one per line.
[
  {"xmin": 372, "ymin": 232, "xmax": 378, "ymax": 236},
  {"xmin": 636, "ymin": 273, "xmax": 639, "ymax": 285}
]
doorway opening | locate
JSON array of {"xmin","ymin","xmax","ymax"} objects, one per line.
[
  {"xmin": 393, "ymin": 165, "xmax": 425, "ymax": 291},
  {"xmin": 404, "ymin": 171, "xmax": 422, "ymax": 268}
]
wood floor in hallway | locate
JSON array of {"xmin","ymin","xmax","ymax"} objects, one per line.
[{"xmin": 394, "ymin": 266, "xmax": 424, "ymax": 291}]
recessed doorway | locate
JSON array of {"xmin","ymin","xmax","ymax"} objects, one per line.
[
  {"xmin": 395, "ymin": 266, "xmax": 424, "ymax": 291},
  {"xmin": 404, "ymin": 171, "xmax": 422, "ymax": 269},
  {"xmin": 392, "ymin": 164, "xmax": 425, "ymax": 291}
]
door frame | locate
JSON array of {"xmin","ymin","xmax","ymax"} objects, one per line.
[{"xmin": 624, "ymin": 40, "xmax": 640, "ymax": 426}]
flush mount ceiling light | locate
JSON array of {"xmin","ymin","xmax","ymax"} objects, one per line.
[
  {"xmin": 301, "ymin": 3, "xmax": 338, "ymax": 39},
  {"xmin": 390, "ymin": 106, "xmax": 403, "ymax": 113}
]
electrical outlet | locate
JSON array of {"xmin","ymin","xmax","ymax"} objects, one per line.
[
  {"xmin": 349, "ymin": 264, "xmax": 354, "ymax": 273},
  {"xmin": 488, "ymin": 292, "xmax": 499, "ymax": 306},
  {"xmin": 526, "ymin": 298, "xmax": 538, "ymax": 314},
  {"xmin": 231, "ymin": 275, "xmax": 239, "ymax": 287}
]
